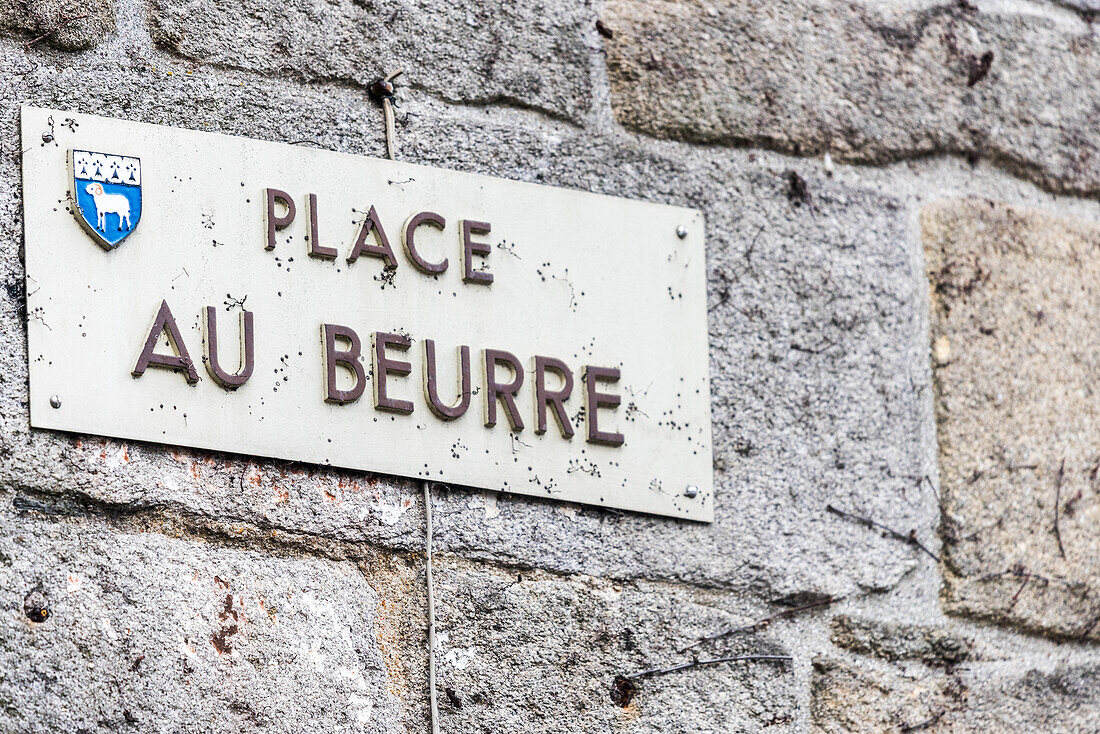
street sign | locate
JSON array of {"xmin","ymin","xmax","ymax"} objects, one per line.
[{"xmin": 21, "ymin": 105, "xmax": 714, "ymax": 521}]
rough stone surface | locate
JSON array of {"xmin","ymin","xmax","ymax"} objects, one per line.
[
  {"xmin": 958, "ymin": 663, "xmax": 1100, "ymax": 732},
  {"xmin": 811, "ymin": 656, "xmax": 965, "ymax": 733},
  {"xmin": 603, "ymin": 0, "xmax": 1100, "ymax": 196},
  {"xmin": 148, "ymin": 0, "xmax": 596, "ymax": 123},
  {"xmin": 1053, "ymin": 0, "xmax": 1100, "ymax": 13},
  {"xmin": 925, "ymin": 199, "xmax": 1100, "ymax": 640},
  {"xmin": 0, "ymin": 498, "xmax": 426, "ymax": 732},
  {"xmin": 433, "ymin": 556, "xmax": 797, "ymax": 732},
  {"xmin": 812, "ymin": 653, "xmax": 1100, "ymax": 733},
  {"xmin": 0, "ymin": 0, "xmax": 114, "ymax": 50},
  {"xmin": 829, "ymin": 615, "xmax": 972, "ymax": 666}
]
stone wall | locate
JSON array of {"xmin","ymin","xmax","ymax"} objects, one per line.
[{"xmin": 1, "ymin": 0, "xmax": 1099, "ymax": 731}]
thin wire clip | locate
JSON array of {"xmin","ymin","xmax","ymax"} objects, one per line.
[{"xmin": 370, "ymin": 69, "xmax": 404, "ymax": 161}]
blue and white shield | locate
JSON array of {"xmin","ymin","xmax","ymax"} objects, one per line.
[{"xmin": 71, "ymin": 150, "xmax": 142, "ymax": 250}]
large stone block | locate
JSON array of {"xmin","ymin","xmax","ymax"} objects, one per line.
[
  {"xmin": 432, "ymin": 556, "xmax": 797, "ymax": 732},
  {"xmin": 147, "ymin": 0, "xmax": 596, "ymax": 123},
  {"xmin": 0, "ymin": 499, "xmax": 426, "ymax": 732},
  {"xmin": 602, "ymin": 0, "xmax": 1100, "ymax": 196},
  {"xmin": 925, "ymin": 198, "xmax": 1100, "ymax": 640},
  {"xmin": 0, "ymin": 0, "xmax": 114, "ymax": 50}
]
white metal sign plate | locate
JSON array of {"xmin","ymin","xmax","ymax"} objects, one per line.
[{"xmin": 20, "ymin": 105, "xmax": 713, "ymax": 521}]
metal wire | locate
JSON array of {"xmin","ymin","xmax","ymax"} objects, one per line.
[
  {"xmin": 376, "ymin": 68, "xmax": 403, "ymax": 162},
  {"xmin": 383, "ymin": 98, "xmax": 397, "ymax": 161},
  {"xmin": 424, "ymin": 480, "xmax": 440, "ymax": 733}
]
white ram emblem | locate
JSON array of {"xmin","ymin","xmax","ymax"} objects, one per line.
[{"xmin": 83, "ymin": 181, "xmax": 132, "ymax": 231}]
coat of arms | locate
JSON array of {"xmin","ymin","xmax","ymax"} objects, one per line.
[{"xmin": 70, "ymin": 150, "xmax": 142, "ymax": 249}]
